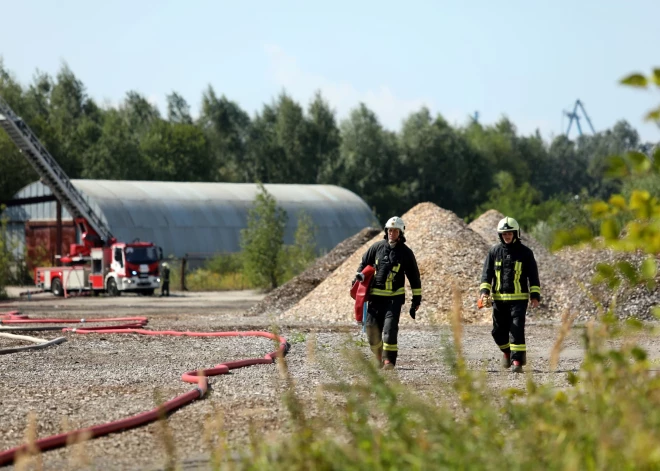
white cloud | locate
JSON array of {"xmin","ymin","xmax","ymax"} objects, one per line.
[{"xmin": 264, "ymin": 44, "xmax": 455, "ymax": 131}]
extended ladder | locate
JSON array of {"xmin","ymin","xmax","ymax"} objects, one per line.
[{"xmin": 0, "ymin": 95, "xmax": 114, "ymax": 244}]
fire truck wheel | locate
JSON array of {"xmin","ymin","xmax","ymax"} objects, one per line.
[
  {"xmin": 107, "ymin": 278, "xmax": 120, "ymax": 297},
  {"xmin": 51, "ymin": 278, "xmax": 64, "ymax": 297}
]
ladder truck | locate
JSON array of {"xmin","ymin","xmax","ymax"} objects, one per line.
[{"xmin": 0, "ymin": 96, "xmax": 163, "ymax": 297}]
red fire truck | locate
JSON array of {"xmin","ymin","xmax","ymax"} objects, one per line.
[{"xmin": 0, "ymin": 96, "xmax": 163, "ymax": 297}]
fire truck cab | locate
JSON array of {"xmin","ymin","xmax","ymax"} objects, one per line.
[
  {"xmin": 91, "ymin": 242, "xmax": 162, "ymax": 296},
  {"xmin": 35, "ymin": 240, "xmax": 163, "ymax": 297}
]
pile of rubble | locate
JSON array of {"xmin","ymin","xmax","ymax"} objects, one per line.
[
  {"xmin": 283, "ymin": 202, "xmax": 492, "ymax": 325},
  {"xmin": 554, "ymin": 244, "xmax": 660, "ymax": 322},
  {"xmin": 245, "ymin": 227, "xmax": 382, "ymax": 317},
  {"xmin": 259, "ymin": 203, "xmax": 660, "ymax": 325}
]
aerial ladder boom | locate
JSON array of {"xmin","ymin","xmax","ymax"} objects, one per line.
[{"xmin": 0, "ymin": 95, "xmax": 114, "ymax": 245}]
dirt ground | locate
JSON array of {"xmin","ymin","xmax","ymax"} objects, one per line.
[{"xmin": 2, "ymin": 287, "xmax": 660, "ymax": 470}]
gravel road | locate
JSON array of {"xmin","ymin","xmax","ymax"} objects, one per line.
[{"xmin": 1, "ymin": 289, "xmax": 659, "ymax": 470}]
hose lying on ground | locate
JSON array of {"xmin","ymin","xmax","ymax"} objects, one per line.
[
  {"xmin": 0, "ymin": 328, "xmax": 67, "ymax": 355},
  {"xmin": 0, "ymin": 313, "xmax": 148, "ymax": 327},
  {"xmin": 0, "ymin": 312, "xmax": 147, "ymax": 356},
  {"xmin": 0, "ymin": 317, "xmax": 290, "ymax": 467},
  {"xmin": 0, "ymin": 337, "xmax": 68, "ymax": 355},
  {"xmin": 0, "ymin": 332, "xmax": 50, "ymax": 343},
  {"xmin": 0, "ymin": 326, "xmax": 67, "ymax": 332}
]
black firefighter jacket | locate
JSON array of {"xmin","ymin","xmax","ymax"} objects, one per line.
[
  {"xmin": 480, "ymin": 239, "xmax": 541, "ymax": 302},
  {"xmin": 358, "ymin": 239, "xmax": 422, "ymax": 305}
]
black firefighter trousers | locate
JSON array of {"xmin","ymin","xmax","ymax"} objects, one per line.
[
  {"xmin": 492, "ymin": 300, "xmax": 528, "ymax": 364},
  {"xmin": 365, "ymin": 297, "xmax": 403, "ymax": 365}
]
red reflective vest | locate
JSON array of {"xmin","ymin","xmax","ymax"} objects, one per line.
[{"xmin": 350, "ymin": 265, "xmax": 375, "ymax": 323}]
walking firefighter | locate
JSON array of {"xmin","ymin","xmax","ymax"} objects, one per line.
[
  {"xmin": 354, "ymin": 216, "xmax": 422, "ymax": 370},
  {"xmin": 479, "ymin": 216, "xmax": 541, "ymax": 373}
]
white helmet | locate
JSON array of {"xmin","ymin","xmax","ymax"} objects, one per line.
[
  {"xmin": 385, "ymin": 216, "xmax": 405, "ymax": 235},
  {"xmin": 497, "ymin": 216, "xmax": 520, "ymax": 241}
]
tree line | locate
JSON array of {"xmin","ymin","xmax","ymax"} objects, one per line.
[{"xmin": 1, "ymin": 59, "xmax": 658, "ymax": 239}]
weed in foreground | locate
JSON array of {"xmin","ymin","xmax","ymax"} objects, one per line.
[{"xmin": 206, "ymin": 286, "xmax": 660, "ymax": 471}]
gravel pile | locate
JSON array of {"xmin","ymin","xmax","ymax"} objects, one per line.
[
  {"xmin": 270, "ymin": 203, "xmax": 660, "ymax": 326},
  {"xmin": 468, "ymin": 209, "xmax": 574, "ymax": 321},
  {"xmin": 554, "ymin": 244, "xmax": 660, "ymax": 322},
  {"xmin": 245, "ymin": 227, "xmax": 381, "ymax": 317},
  {"xmin": 282, "ymin": 202, "xmax": 492, "ymax": 325}
]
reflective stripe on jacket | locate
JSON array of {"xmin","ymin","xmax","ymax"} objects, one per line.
[
  {"xmin": 479, "ymin": 239, "xmax": 540, "ymax": 301},
  {"xmin": 357, "ymin": 239, "xmax": 422, "ymax": 304}
]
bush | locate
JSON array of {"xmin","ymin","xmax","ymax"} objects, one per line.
[
  {"xmin": 184, "ymin": 268, "xmax": 252, "ymax": 291},
  {"xmin": 204, "ymin": 253, "xmax": 244, "ymax": 276},
  {"xmin": 282, "ymin": 209, "xmax": 318, "ymax": 281},
  {"xmin": 529, "ymin": 192, "xmax": 600, "ymax": 250},
  {"xmin": 240, "ymin": 183, "xmax": 288, "ymax": 290},
  {"xmin": 0, "ymin": 208, "xmax": 13, "ymax": 299}
]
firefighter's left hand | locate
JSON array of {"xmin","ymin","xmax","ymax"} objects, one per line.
[
  {"xmin": 410, "ymin": 304, "xmax": 420, "ymax": 319},
  {"xmin": 531, "ymin": 298, "xmax": 540, "ymax": 308}
]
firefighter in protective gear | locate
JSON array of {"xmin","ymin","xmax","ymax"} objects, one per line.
[
  {"xmin": 479, "ymin": 217, "xmax": 540, "ymax": 373},
  {"xmin": 355, "ymin": 216, "xmax": 422, "ymax": 370},
  {"xmin": 160, "ymin": 262, "xmax": 170, "ymax": 297}
]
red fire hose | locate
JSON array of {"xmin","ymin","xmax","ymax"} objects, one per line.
[
  {"xmin": 0, "ymin": 312, "xmax": 148, "ymax": 327},
  {"xmin": 0, "ymin": 314, "xmax": 290, "ymax": 467}
]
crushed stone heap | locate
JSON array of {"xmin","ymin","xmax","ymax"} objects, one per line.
[
  {"xmin": 468, "ymin": 209, "xmax": 574, "ymax": 321},
  {"xmin": 555, "ymin": 244, "xmax": 660, "ymax": 322},
  {"xmin": 282, "ymin": 202, "xmax": 493, "ymax": 325},
  {"xmin": 245, "ymin": 227, "xmax": 382, "ymax": 317}
]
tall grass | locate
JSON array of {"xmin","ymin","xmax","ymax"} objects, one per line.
[
  {"xmin": 168, "ymin": 254, "xmax": 255, "ymax": 292},
  {"xmin": 167, "ymin": 247, "xmax": 317, "ymax": 292},
  {"xmin": 213, "ymin": 288, "xmax": 660, "ymax": 470}
]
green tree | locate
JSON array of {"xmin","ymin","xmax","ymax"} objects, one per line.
[
  {"xmin": 472, "ymin": 171, "xmax": 547, "ymax": 230},
  {"xmin": 574, "ymin": 120, "xmax": 642, "ymax": 198},
  {"xmin": 286, "ymin": 209, "xmax": 318, "ymax": 277},
  {"xmin": 399, "ymin": 108, "xmax": 488, "ymax": 217},
  {"xmin": 120, "ymin": 90, "xmax": 161, "ymax": 138},
  {"xmin": 140, "ymin": 120, "xmax": 210, "ymax": 181},
  {"xmin": 307, "ymin": 91, "xmax": 342, "ymax": 184},
  {"xmin": 48, "ymin": 63, "xmax": 103, "ymax": 178},
  {"xmin": 244, "ymin": 104, "xmax": 282, "ymax": 183},
  {"xmin": 464, "ymin": 117, "xmax": 531, "ymax": 185},
  {"xmin": 240, "ymin": 183, "xmax": 288, "ymax": 290},
  {"xmin": 0, "ymin": 61, "xmax": 39, "ymax": 201},
  {"xmin": 275, "ymin": 92, "xmax": 314, "ymax": 183},
  {"xmin": 166, "ymin": 92, "xmax": 192, "ymax": 124},
  {"xmin": 198, "ymin": 86, "xmax": 251, "ymax": 182},
  {"xmin": 335, "ymin": 103, "xmax": 402, "ymax": 220},
  {"xmin": 82, "ymin": 109, "xmax": 145, "ymax": 180},
  {"xmin": 244, "ymin": 92, "xmax": 313, "ymax": 184},
  {"xmin": 0, "ymin": 207, "xmax": 12, "ymax": 299},
  {"xmin": 545, "ymin": 134, "xmax": 592, "ymax": 196}
]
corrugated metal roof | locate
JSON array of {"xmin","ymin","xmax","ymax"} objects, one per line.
[{"xmin": 5, "ymin": 180, "xmax": 380, "ymax": 257}]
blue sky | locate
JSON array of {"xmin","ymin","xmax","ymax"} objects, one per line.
[{"xmin": 1, "ymin": 0, "xmax": 659, "ymax": 143}]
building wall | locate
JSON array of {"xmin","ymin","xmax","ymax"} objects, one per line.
[
  {"xmin": 3, "ymin": 180, "xmax": 380, "ymax": 268},
  {"xmin": 24, "ymin": 220, "xmax": 77, "ymax": 270}
]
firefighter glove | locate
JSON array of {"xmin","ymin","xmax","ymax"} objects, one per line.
[
  {"xmin": 352, "ymin": 272, "xmax": 365, "ymax": 286},
  {"xmin": 409, "ymin": 304, "xmax": 417, "ymax": 320}
]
